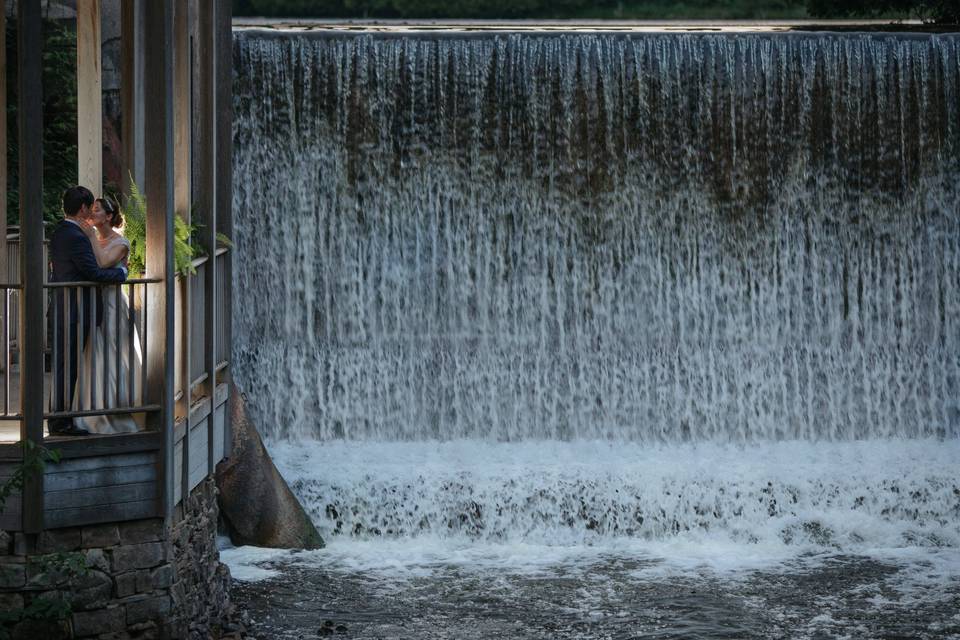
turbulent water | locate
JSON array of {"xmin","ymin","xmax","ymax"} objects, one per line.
[{"xmin": 230, "ymin": 29, "xmax": 960, "ymax": 638}]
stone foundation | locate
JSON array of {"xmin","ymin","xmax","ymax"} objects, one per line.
[{"xmin": 0, "ymin": 479, "xmax": 231, "ymax": 639}]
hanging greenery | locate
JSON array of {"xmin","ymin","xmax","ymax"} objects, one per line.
[
  {"xmin": 123, "ymin": 177, "xmax": 196, "ymax": 277},
  {"xmin": 122, "ymin": 176, "xmax": 231, "ymax": 277}
]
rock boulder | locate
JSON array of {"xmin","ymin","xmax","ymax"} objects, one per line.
[{"xmin": 215, "ymin": 391, "xmax": 324, "ymax": 549}]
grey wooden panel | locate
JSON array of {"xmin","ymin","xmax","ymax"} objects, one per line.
[
  {"xmin": 54, "ymin": 431, "xmax": 162, "ymax": 459},
  {"xmin": 45, "ymin": 464, "xmax": 156, "ymax": 492},
  {"xmin": 0, "ymin": 508, "xmax": 19, "ymax": 530},
  {"xmin": 45, "ymin": 481, "xmax": 157, "ymax": 510},
  {"xmin": 173, "ymin": 440, "xmax": 182, "ymax": 505},
  {"xmin": 188, "ymin": 418, "xmax": 208, "ymax": 492},
  {"xmin": 212, "ymin": 403, "xmax": 225, "ymax": 464},
  {"xmin": 45, "ymin": 499, "xmax": 157, "ymax": 529},
  {"xmin": 45, "ymin": 451, "xmax": 156, "ymax": 473}
]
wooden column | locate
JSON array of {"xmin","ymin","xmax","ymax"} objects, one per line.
[
  {"xmin": 0, "ymin": 8, "xmax": 6, "ymax": 277},
  {"xmin": 194, "ymin": 0, "xmax": 217, "ymax": 476},
  {"xmin": 214, "ymin": 0, "xmax": 233, "ymax": 453},
  {"xmin": 120, "ymin": 0, "xmax": 143, "ymax": 196},
  {"xmin": 19, "ymin": 0, "xmax": 45, "ymax": 533},
  {"xmin": 77, "ymin": 0, "xmax": 102, "ymax": 193},
  {"xmin": 142, "ymin": 0, "xmax": 176, "ymax": 519},
  {"xmin": 173, "ymin": 0, "xmax": 191, "ymax": 506}
]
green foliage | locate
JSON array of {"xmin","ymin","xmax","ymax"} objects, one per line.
[
  {"xmin": 234, "ymin": 0, "xmax": 813, "ymax": 19},
  {"xmin": 6, "ymin": 19, "xmax": 79, "ymax": 226},
  {"xmin": 235, "ymin": 0, "xmax": 960, "ymax": 20},
  {"xmin": 806, "ymin": 0, "xmax": 958, "ymax": 22},
  {"xmin": 123, "ymin": 176, "xmax": 198, "ymax": 277}
]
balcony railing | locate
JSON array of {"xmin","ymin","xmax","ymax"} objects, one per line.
[{"xmin": 44, "ymin": 280, "xmax": 160, "ymax": 423}]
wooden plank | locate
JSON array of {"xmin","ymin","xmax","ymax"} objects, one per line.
[
  {"xmin": 212, "ymin": 403, "xmax": 224, "ymax": 465},
  {"xmin": 194, "ymin": 0, "xmax": 217, "ymax": 480},
  {"xmin": 0, "ymin": 446, "xmax": 23, "ymax": 462},
  {"xmin": 18, "ymin": 0, "xmax": 45, "ymax": 534},
  {"xmin": 45, "ymin": 464, "xmax": 156, "ymax": 492},
  {"xmin": 49, "ymin": 430, "xmax": 162, "ymax": 459},
  {"xmin": 188, "ymin": 417, "xmax": 207, "ymax": 490},
  {"xmin": 0, "ymin": 511, "xmax": 20, "ymax": 531},
  {"xmin": 214, "ymin": 0, "xmax": 233, "ymax": 455},
  {"xmin": 77, "ymin": 0, "xmax": 102, "ymax": 193},
  {"xmin": 45, "ymin": 451, "xmax": 156, "ymax": 473},
  {"xmin": 189, "ymin": 395, "xmax": 211, "ymax": 426},
  {"xmin": 173, "ymin": 439, "xmax": 182, "ymax": 505},
  {"xmin": 142, "ymin": 0, "xmax": 176, "ymax": 520},
  {"xmin": 45, "ymin": 481, "xmax": 156, "ymax": 509},
  {"xmin": 120, "ymin": 0, "xmax": 136, "ymax": 197},
  {"xmin": 44, "ymin": 499, "xmax": 157, "ymax": 529},
  {"xmin": 0, "ymin": 8, "xmax": 6, "ymax": 282},
  {"xmin": 214, "ymin": 382, "xmax": 229, "ymax": 407}
]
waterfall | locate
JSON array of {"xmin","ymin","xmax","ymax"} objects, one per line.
[{"xmin": 232, "ymin": 30, "xmax": 960, "ymax": 444}]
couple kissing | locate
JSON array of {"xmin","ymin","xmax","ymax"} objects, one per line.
[{"xmin": 49, "ymin": 185, "xmax": 142, "ymax": 437}]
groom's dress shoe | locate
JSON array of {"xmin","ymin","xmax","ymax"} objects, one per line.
[{"xmin": 49, "ymin": 424, "xmax": 91, "ymax": 437}]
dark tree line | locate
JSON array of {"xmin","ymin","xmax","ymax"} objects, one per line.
[{"xmin": 233, "ymin": 0, "xmax": 958, "ymax": 22}]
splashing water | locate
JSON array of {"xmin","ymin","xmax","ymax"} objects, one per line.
[{"xmin": 231, "ymin": 29, "xmax": 960, "ymax": 576}]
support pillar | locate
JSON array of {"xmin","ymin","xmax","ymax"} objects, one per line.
[
  {"xmin": 19, "ymin": 0, "xmax": 45, "ymax": 533},
  {"xmin": 77, "ymin": 0, "xmax": 103, "ymax": 193},
  {"xmin": 142, "ymin": 0, "xmax": 176, "ymax": 520}
]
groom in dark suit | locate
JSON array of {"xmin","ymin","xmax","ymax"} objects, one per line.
[{"xmin": 48, "ymin": 186, "xmax": 128, "ymax": 436}]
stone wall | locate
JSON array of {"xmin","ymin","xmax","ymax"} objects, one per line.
[
  {"xmin": 0, "ymin": 479, "xmax": 231, "ymax": 639},
  {"xmin": 169, "ymin": 479, "xmax": 231, "ymax": 639}
]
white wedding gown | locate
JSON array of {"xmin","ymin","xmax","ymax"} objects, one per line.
[{"xmin": 72, "ymin": 235, "xmax": 144, "ymax": 434}]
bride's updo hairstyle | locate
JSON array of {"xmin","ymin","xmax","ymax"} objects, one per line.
[{"xmin": 98, "ymin": 197, "xmax": 124, "ymax": 229}]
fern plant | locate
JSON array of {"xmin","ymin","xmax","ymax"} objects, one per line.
[{"xmin": 124, "ymin": 177, "xmax": 197, "ymax": 277}]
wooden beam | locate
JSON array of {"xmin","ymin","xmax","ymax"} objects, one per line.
[
  {"xmin": 194, "ymin": 0, "xmax": 216, "ymax": 476},
  {"xmin": 214, "ymin": 0, "xmax": 233, "ymax": 455},
  {"xmin": 120, "ymin": 0, "xmax": 138, "ymax": 197},
  {"xmin": 18, "ymin": 0, "xmax": 45, "ymax": 533},
  {"xmin": 77, "ymin": 0, "xmax": 103, "ymax": 194},
  {"xmin": 173, "ymin": 0, "xmax": 191, "ymax": 219},
  {"xmin": 0, "ymin": 8, "xmax": 7, "ymax": 283},
  {"xmin": 142, "ymin": 0, "xmax": 176, "ymax": 520},
  {"xmin": 172, "ymin": 0, "xmax": 191, "ymax": 506}
]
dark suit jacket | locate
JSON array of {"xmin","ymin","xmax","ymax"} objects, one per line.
[{"xmin": 48, "ymin": 219, "xmax": 127, "ymax": 326}]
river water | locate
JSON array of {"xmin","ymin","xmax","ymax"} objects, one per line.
[{"xmin": 229, "ymin": 28, "xmax": 960, "ymax": 638}]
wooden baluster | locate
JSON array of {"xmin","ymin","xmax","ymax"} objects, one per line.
[
  {"xmin": 3, "ymin": 288, "xmax": 8, "ymax": 416},
  {"xmin": 76, "ymin": 287, "xmax": 84, "ymax": 412},
  {"xmin": 128, "ymin": 283, "xmax": 136, "ymax": 407},
  {"xmin": 142, "ymin": 283, "xmax": 148, "ymax": 406},
  {"xmin": 116, "ymin": 284, "xmax": 122, "ymax": 408},
  {"xmin": 62, "ymin": 288, "xmax": 70, "ymax": 412},
  {"xmin": 88, "ymin": 285, "xmax": 96, "ymax": 410}
]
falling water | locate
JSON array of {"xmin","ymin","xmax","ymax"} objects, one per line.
[{"xmin": 232, "ymin": 31, "xmax": 960, "ymax": 445}]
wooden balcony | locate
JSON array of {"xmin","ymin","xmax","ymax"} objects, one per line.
[{"xmin": 1, "ymin": 0, "xmax": 233, "ymax": 534}]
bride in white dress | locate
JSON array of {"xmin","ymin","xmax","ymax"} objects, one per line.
[{"xmin": 72, "ymin": 197, "xmax": 143, "ymax": 434}]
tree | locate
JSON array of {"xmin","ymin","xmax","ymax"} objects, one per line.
[{"xmin": 806, "ymin": 0, "xmax": 959, "ymax": 23}]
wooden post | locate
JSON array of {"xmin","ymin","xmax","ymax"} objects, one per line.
[
  {"xmin": 214, "ymin": 0, "xmax": 233, "ymax": 454},
  {"xmin": 77, "ymin": 0, "xmax": 103, "ymax": 194},
  {"xmin": 19, "ymin": 0, "xmax": 45, "ymax": 533},
  {"xmin": 142, "ymin": 0, "xmax": 176, "ymax": 520},
  {"xmin": 173, "ymin": 0, "xmax": 191, "ymax": 505},
  {"xmin": 194, "ymin": 0, "xmax": 217, "ymax": 476},
  {"xmin": 0, "ymin": 8, "xmax": 6, "ymax": 281},
  {"xmin": 120, "ymin": 0, "xmax": 141, "ymax": 198}
]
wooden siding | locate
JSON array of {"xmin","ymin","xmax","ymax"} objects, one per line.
[
  {"xmin": 44, "ymin": 451, "xmax": 159, "ymax": 528},
  {"xmin": 0, "ymin": 461, "xmax": 21, "ymax": 530}
]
